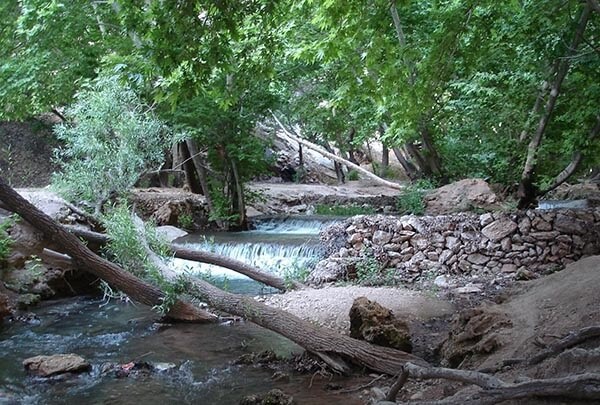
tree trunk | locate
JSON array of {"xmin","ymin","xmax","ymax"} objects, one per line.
[
  {"xmin": 272, "ymin": 113, "xmax": 404, "ymax": 190},
  {"xmin": 0, "ymin": 176, "xmax": 216, "ymax": 323},
  {"xmin": 184, "ymin": 140, "xmax": 224, "ymax": 229},
  {"xmin": 392, "ymin": 146, "xmax": 418, "ymax": 180},
  {"xmin": 179, "ymin": 142, "xmax": 203, "ymax": 194},
  {"xmin": 230, "ymin": 158, "xmax": 247, "ymax": 230},
  {"xmin": 419, "ymin": 125, "xmax": 445, "ymax": 181},
  {"xmin": 1, "ymin": 177, "xmax": 428, "ymax": 376},
  {"xmin": 517, "ymin": 3, "xmax": 592, "ymax": 208},
  {"xmin": 158, "ymin": 150, "xmax": 172, "ymax": 188},
  {"xmin": 539, "ymin": 115, "xmax": 600, "ymax": 196},
  {"xmin": 381, "ymin": 143, "xmax": 389, "ymax": 174},
  {"xmin": 61, "ymin": 225, "xmax": 302, "ymax": 292},
  {"xmin": 323, "ymin": 142, "xmax": 346, "ymax": 184}
]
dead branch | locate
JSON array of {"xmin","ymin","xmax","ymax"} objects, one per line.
[
  {"xmin": 529, "ymin": 325, "xmax": 600, "ymax": 365},
  {"xmin": 270, "ymin": 112, "xmax": 404, "ymax": 191},
  {"xmin": 391, "ymin": 362, "xmax": 600, "ymax": 404}
]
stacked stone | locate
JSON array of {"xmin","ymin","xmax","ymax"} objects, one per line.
[{"xmin": 317, "ymin": 209, "xmax": 600, "ymax": 282}]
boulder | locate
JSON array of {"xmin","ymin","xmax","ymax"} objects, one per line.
[
  {"xmin": 439, "ymin": 308, "xmax": 511, "ymax": 368},
  {"xmin": 306, "ymin": 258, "xmax": 359, "ymax": 285},
  {"xmin": 425, "ymin": 179, "xmax": 499, "ymax": 215},
  {"xmin": 155, "ymin": 225, "xmax": 188, "ymax": 242},
  {"xmin": 349, "ymin": 297, "xmax": 412, "ymax": 352},
  {"xmin": 240, "ymin": 389, "xmax": 294, "ymax": 405},
  {"xmin": 0, "ymin": 292, "xmax": 12, "ymax": 320},
  {"xmin": 23, "ymin": 354, "xmax": 91, "ymax": 377},
  {"xmin": 481, "ymin": 217, "xmax": 518, "ymax": 241}
]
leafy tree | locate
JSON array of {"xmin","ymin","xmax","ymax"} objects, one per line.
[
  {"xmin": 52, "ymin": 75, "xmax": 168, "ymax": 207},
  {"xmin": 0, "ymin": 0, "xmax": 133, "ymax": 119}
]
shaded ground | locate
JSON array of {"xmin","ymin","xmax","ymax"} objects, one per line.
[{"xmin": 0, "ymin": 119, "xmax": 60, "ymax": 187}]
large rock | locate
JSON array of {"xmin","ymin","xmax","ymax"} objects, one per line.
[
  {"xmin": 306, "ymin": 258, "xmax": 359, "ymax": 285},
  {"xmin": 481, "ymin": 217, "xmax": 518, "ymax": 241},
  {"xmin": 240, "ymin": 389, "xmax": 294, "ymax": 405},
  {"xmin": 23, "ymin": 354, "xmax": 91, "ymax": 377},
  {"xmin": 439, "ymin": 308, "xmax": 511, "ymax": 368},
  {"xmin": 349, "ymin": 297, "xmax": 412, "ymax": 352},
  {"xmin": 425, "ymin": 179, "xmax": 499, "ymax": 215},
  {"xmin": 0, "ymin": 292, "xmax": 12, "ymax": 321}
]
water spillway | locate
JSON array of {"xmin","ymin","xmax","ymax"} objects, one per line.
[{"xmin": 172, "ymin": 217, "xmax": 337, "ymax": 291}]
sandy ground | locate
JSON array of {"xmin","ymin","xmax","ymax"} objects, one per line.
[{"xmin": 261, "ymin": 285, "xmax": 454, "ymax": 333}]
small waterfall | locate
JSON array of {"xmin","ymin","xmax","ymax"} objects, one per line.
[
  {"xmin": 172, "ymin": 216, "xmax": 337, "ymax": 282},
  {"xmin": 251, "ymin": 216, "xmax": 338, "ymax": 235},
  {"xmin": 537, "ymin": 199, "xmax": 588, "ymax": 210}
]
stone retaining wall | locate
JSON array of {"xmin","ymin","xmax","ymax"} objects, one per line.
[{"xmin": 314, "ymin": 209, "xmax": 600, "ymax": 284}]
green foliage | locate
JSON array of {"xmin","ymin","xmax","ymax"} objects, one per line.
[
  {"xmin": 314, "ymin": 204, "xmax": 375, "ymax": 216},
  {"xmin": 52, "ymin": 75, "xmax": 169, "ymax": 204},
  {"xmin": 0, "ymin": 0, "xmax": 134, "ymax": 119},
  {"xmin": 355, "ymin": 255, "xmax": 398, "ymax": 286},
  {"xmin": 396, "ymin": 180, "xmax": 435, "ymax": 216},
  {"xmin": 177, "ymin": 213, "xmax": 194, "ymax": 230},
  {"xmin": 0, "ymin": 215, "xmax": 17, "ymax": 263},
  {"xmin": 346, "ymin": 170, "xmax": 360, "ymax": 181},
  {"xmin": 282, "ymin": 259, "xmax": 312, "ymax": 288},
  {"xmin": 101, "ymin": 203, "xmax": 150, "ymax": 278}
]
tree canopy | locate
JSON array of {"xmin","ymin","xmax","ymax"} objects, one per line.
[{"xmin": 0, "ymin": 0, "xmax": 598, "ymax": 213}]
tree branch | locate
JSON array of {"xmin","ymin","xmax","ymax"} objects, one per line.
[{"xmin": 270, "ymin": 112, "xmax": 404, "ymax": 191}]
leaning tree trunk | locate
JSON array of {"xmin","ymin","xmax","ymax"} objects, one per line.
[
  {"xmin": 63, "ymin": 225, "xmax": 303, "ymax": 291},
  {"xmin": 130, "ymin": 218, "xmax": 428, "ymax": 375},
  {"xmin": 272, "ymin": 113, "xmax": 404, "ymax": 190},
  {"xmin": 538, "ymin": 115, "xmax": 600, "ymax": 197},
  {"xmin": 0, "ymin": 176, "xmax": 216, "ymax": 323},
  {"xmin": 0, "ymin": 177, "xmax": 427, "ymax": 376},
  {"xmin": 184, "ymin": 139, "xmax": 224, "ymax": 229},
  {"xmin": 517, "ymin": 3, "xmax": 592, "ymax": 208}
]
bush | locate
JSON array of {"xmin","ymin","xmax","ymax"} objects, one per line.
[
  {"xmin": 52, "ymin": 75, "xmax": 169, "ymax": 204},
  {"xmin": 396, "ymin": 179, "xmax": 436, "ymax": 216},
  {"xmin": 0, "ymin": 215, "xmax": 16, "ymax": 263}
]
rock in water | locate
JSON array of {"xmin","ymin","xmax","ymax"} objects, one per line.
[
  {"xmin": 349, "ymin": 297, "xmax": 412, "ymax": 352},
  {"xmin": 0, "ymin": 292, "xmax": 11, "ymax": 320},
  {"xmin": 23, "ymin": 354, "xmax": 91, "ymax": 377},
  {"xmin": 240, "ymin": 389, "xmax": 294, "ymax": 405}
]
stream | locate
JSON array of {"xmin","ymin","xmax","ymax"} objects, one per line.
[{"xmin": 1, "ymin": 217, "xmax": 361, "ymax": 405}]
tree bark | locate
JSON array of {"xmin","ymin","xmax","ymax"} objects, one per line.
[
  {"xmin": 0, "ymin": 176, "xmax": 216, "ymax": 322},
  {"xmin": 392, "ymin": 146, "xmax": 418, "ymax": 180},
  {"xmin": 184, "ymin": 139, "xmax": 224, "ymax": 228},
  {"xmin": 517, "ymin": 3, "xmax": 592, "ymax": 208},
  {"xmin": 130, "ymin": 217, "xmax": 429, "ymax": 374},
  {"xmin": 271, "ymin": 113, "xmax": 404, "ymax": 190},
  {"xmin": 178, "ymin": 142, "xmax": 203, "ymax": 194},
  {"xmin": 381, "ymin": 143, "xmax": 389, "ymax": 173},
  {"xmin": 539, "ymin": 115, "xmax": 600, "ymax": 196}
]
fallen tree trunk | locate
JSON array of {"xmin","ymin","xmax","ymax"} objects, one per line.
[
  {"xmin": 129, "ymin": 215, "xmax": 428, "ymax": 375},
  {"xmin": 391, "ymin": 362, "xmax": 600, "ymax": 404},
  {"xmin": 1, "ymin": 179, "xmax": 427, "ymax": 375},
  {"xmin": 0, "ymin": 176, "xmax": 216, "ymax": 323},
  {"xmin": 270, "ymin": 112, "xmax": 405, "ymax": 191},
  {"xmin": 62, "ymin": 225, "xmax": 302, "ymax": 291}
]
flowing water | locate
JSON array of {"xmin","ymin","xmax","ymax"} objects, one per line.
[
  {"xmin": 171, "ymin": 216, "xmax": 338, "ymax": 294},
  {"xmin": 1, "ymin": 217, "xmax": 361, "ymax": 404}
]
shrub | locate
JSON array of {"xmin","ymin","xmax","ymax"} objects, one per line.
[
  {"xmin": 0, "ymin": 215, "xmax": 16, "ymax": 263},
  {"xmin": 396, "ymin": 179, "xmax": 436, "ymax": 215},
  {"xmin": 52, "ymin": 74, "xmax": 169, "ymax": 204}
]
